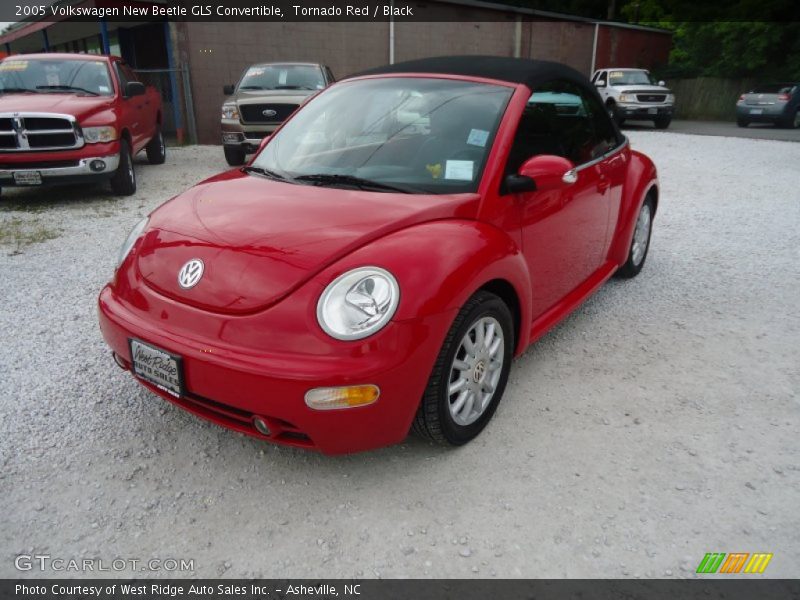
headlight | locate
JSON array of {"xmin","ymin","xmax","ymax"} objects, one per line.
[
  {"xmin": 116, "ymin": 217, "xmax": 148, "ymax": 268},
  {"xmin": 317, "ymin": 267, "xmax": 400, "ymax": 340},
  {"xmin": 618, "ymin": 94, "xmax": 635, "ymax": 103},
  {"xmin": 83, "ymin": 125, "xmax": 117, "ymax": 143},
  {"xmin": 221, "ymin": 104, "xmax": 240, "ymax": 120},
  {"xmin": 665, "ymin": 94, "xmax": 675, "ymax": 103}
]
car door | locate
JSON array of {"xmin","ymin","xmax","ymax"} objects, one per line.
[
  {"xmin": 115, "ymin": 62, "xmax": 147, "ymax": 151},
  {"xmin": 504, "ymin": 80, "xmax": 615, "ymax": 319}
]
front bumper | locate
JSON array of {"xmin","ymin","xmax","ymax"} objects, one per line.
[
  {"xmin": 0, "ymin": 142, "xmax": 121, "ymax": 186},
  {"xmin": 98, "ymin": 284, "xmax": 453, "ymax": 455},
  {"xmin": 618, "ymin": 103, "xmax": 674, "ymax": 119},
  {"xmin": 221, "ymin": 119, "xmax": 279, "ymax": 154}
]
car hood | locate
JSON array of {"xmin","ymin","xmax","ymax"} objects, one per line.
[
  {"xmin": 232, "ymin": 89, "xmax": 315, "ymax": 105},
  {"xmin": 0, "ymin": 92, "xmax": 115, "ymax": 120},
  {"xmin": 136, "ymin": 170, "xmax": 480, "ymax": 314},
  {"xmin": 618, "ymin": 85, "xmax": 672, "ymax": 94}
]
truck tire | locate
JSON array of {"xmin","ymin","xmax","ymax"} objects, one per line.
[
  {"xmin": 110, "ymin": 139, "xmax": 136, "ymax": 196},
  {"xmin": 654, "ymin": 116, "xmax": 671, "ymax": 129},
  {"xmin": 607, "ymin": 101, "xmax": 624, "ymax": 126},
  {"xmin": 224, "ymin": 145, "xmax": 246, "ymax": 166},
  {"xmin": 145, "ymin": 128, "xmax": 166, "ymax": 165}
]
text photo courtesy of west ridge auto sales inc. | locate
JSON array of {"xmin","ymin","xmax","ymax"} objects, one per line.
[{"xmin": 0, "ymin": 0, "xmax": 798, "ymax": 598}]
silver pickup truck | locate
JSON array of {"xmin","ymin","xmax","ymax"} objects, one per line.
[
  {"xmin": 220, "ymin": 62, "xmax": 335, "ymax": 165},
  {"xmin": 591, "ymin": 68, "xmax": 675, "ymax": 129}
]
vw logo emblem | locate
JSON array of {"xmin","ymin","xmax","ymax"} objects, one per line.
[
  {"xmin": 262, "ymin": 109, "xmax": 278, "ymax": 118},
  {"xmin": 178, "ymin": 259, "xmax": 204, "ymax": 289}
]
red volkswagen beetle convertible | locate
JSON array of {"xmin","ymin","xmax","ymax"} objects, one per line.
[{"xmin": 98, "ymin": 57, "xmax": 658, "ymax": 454}]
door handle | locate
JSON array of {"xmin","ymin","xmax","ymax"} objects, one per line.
[{"xmin": 597, "ymin": 177, "xmax": 610, "ymax": 194}]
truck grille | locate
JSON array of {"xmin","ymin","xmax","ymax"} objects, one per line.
[
  {"xmin": 636, "ymin": 94, "xmax": 667, "ymax": 103},
  {"xmin": 239, "ymin": 103, "xmax": 299, "ymax": 124},
  {"xmin": 0, "ymin": 113, "xmax": 83, "ymax": 152}
]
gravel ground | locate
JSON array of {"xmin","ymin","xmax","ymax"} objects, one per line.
[{"xmin": 1, "ymin": 134, "xmax": 798, "ymax": 579}]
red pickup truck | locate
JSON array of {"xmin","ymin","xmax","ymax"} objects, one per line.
[{"xmin": 0, "ymin": 53, "xmax": 164, "ymax": 196}]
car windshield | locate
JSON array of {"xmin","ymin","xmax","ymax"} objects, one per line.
[
  {"xmin": 251, "ymin": 77, "xmax": 513, "ymax": 194},
  {"xmin": 751, "ymin": 83, "xmax": 795, "ymax": 94},
  {"xmin": 238, "ymin": 64, "xmax": 325, "ymax": 91},
  {"xmin": 608, "ymin": 70, "xmax": 656, "ymax": 86},
  {"xmin": 0, "ymin": 58, "xmax": 113, "ymax": 95}
]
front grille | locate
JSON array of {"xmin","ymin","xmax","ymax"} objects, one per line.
[
  {"xmin": 239, "ymin": 103, "xmax": 299, "ymax": 124},
  {"xmin": 636, "ymin": 94, "xmax": 667, "ymax": 103},
  {"xmin": 0, "ymin": 113, "xmax": 81, "ymax": 151},
  {"xmin": 0, "ymin": 159, "xmax": 80, "ymax": 169},
  {"xmin": 182, "ymin": 391, "xmax": 314, "ymax": 448}
]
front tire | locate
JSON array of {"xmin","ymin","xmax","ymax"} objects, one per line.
[
  {"xmin": 110, "ymin": 139, "xmax": 136, "ymax": 196},
  {"xmin": 654, "ymin": 116, "xmax": 671, "ymax": 129},
  {"xmin": 145, "ymin": 128, "xmax": 166, "ymax": 165},
  {"xmin": 737, "ymin": 117, "xmax": 749, "ymax": 128},
  {"xmin": 615, "ymin": 195, "xmax": 654, "ymax": 279},
  {"xmin": 224, "ymin": 145, "xmax": 246, "ymax": 166},
  {"xmin": 412, "ymin": 291, "xmax": 514, "ymax": 446},
  {"xmin": 607, "ymin": 101, "xmax": 624, "ymax": 126}
]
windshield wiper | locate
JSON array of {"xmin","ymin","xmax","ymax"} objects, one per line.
[
  {"xmin": 0, "ymin": 87, "xmax": 39, "ymax": 94},
  {"xmin": 274, "ymin": 85, "xmax": 315, "ymax": 90},
  {"xmin": 239, "ymin": 85, "xmax": 264, "ymax": 90},
  {"xmin": 242, "ymin": 165, "xmax": 289, "ymax": 181},
  {"xmin": 36, "ymin": 85, "xmax": 99, "ymax": 96},
  {"xmin": 294, "ymin": 173, "xmax": 419, "ymax": 194}
]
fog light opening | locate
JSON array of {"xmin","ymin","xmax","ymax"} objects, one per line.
[
  {"xmin": 112, "ymin": 352, "xmax": 127, "ymax": 370},
  {"xmin": 253, "ymin": 416, "xmax": 272, "ymax": 436},
  {"xmin": 90, "ymin": 159, "xmax": 106, "ymax": 172},
  {"xmin": 305, "ymin": 385, "xmax": 380, "ymax": 410}
]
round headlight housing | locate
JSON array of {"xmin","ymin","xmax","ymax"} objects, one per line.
[
  {"xmin": 317, "ymin": 267, "xmax": 400, "ymax": 341},
  {"xmin": 116, "ymin": 217, "xmax": 148, "ymax": 269}
]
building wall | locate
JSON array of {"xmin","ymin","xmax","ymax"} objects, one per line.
[
  {"xmin": 595, "ymin": 25, "xmax": 671, "ymax": 71},
  {"xmin": 526, "ymin": 20, "xmax": 595, "ymax": 75}
]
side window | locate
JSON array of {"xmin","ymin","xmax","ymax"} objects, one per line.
[
  {"xmin": 504, "ymin": 79, "xmax": 619, "ymax": 178},
  {"xmin": 325, "ymin": 66, "xmax": 335, "ymax": 83},
  {"xmin": 115, "ymin": 63, "xmax": 139, "ymax": 94},
  {"xmin": 596, "ymin": 71, "xmax": 607, "ymax": 86}
]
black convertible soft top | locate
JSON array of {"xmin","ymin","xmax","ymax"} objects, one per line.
[{"xmin": 350, "ymin": 55, "xmax": 592, "ymax": 90}]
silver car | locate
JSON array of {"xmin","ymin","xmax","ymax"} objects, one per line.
[{"xmin": 736, "ymin": 83, "xmax": 800, "ymax": 128}]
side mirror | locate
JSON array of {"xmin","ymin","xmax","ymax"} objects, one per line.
[
  {"xmin": 658, "ymin": 80, "xmax": 666, "ymax": 87},
  {"xmin": 223, "ymin": 84, "xmax": 235, "ymax": 95},
  {"xmin": 595, "ymin": 81, "xmax": 606, "ymax": 88},
  {"xmin": 124, "ymin": 81, "xmax": 145, "ymax": 97},
  {"xmin": 506, "ymin": 154, "xmax": 577, "ymax": 194}
]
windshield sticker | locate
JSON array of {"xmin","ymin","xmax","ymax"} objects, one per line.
[
  {"xmin": 467, "ymin": 128, "xmax": 489, "ymax": 147},
  {"xmin": 98, "ymin": 85, "xmax": 110, "ymax": 93},
  {"xmin": 278, "ymin": 70, "xmax": 288, "ymax": 85},
  {"xmin": 46, "ymin": 73, "xmax": 60, "ymax": 86},
  {"xmin": 609, "ymin": 71, "xmax": 624, "ymax": 78},
  {"xmin": 426, "ymin": 163, "xmax": 442, "ymax": 179},
  {"xmin": 445, "ymin": 160, "xmax": 473, "ymax": 181},
  {"xmin": 248, "ymin": 68, "xmax": 265, "ymax": 77},
  {"xmin": 0, "ymin": 60, "xmax": 27, "ymax": 71}
]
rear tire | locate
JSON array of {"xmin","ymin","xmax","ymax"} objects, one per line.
[
  {"xmin": 736, "ymin": 117, "xmax": 749, "ymax": 128},
  {"xmin": 110, "ymin": 139, "xmax": 136, "ymax": 196},
  {"xmin": 654, "ymin": 116, "xmax": 671, "ymax": 129},
  {"xmin": 779, "ymin": 108, "xmax": 799, "ymax": 129},
  {"xmin": 145, "ymin": 128, "xmax": 166, "ymax": 165},
  {"xmin": 615, "ymin": 195, "xmax": 654, "ymax": 279},
  {"xmin": 412, "ymin": 291, "xmax": 514, "ymax": 446},
  {"xmin": 224, "ymin": 145, "xmax": 246, "ymax": 166}
]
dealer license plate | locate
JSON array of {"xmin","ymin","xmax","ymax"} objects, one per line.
[
  {"xmin": 647, "ymin": 107, "xmax": 658, "ymax": 115},
  {"xmin": 13, "ymin": 170, "xmax": 42, "ymax": 185},
  {"xmin": 750, "ymin": 108, "xmax": 763, "ymax": 115},
  {"xmin": 129, "ymin": 339, "xmax": 184, "ymax": 398}
]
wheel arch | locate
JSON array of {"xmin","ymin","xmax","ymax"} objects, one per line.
[{"xmin": 478, "ymin": 278, "xmax": 522, "ymax": 354}]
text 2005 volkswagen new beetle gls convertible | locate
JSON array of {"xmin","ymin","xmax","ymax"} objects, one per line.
[{"xmin": 98, "ymin": 57, "xmax": 659, "ymax": 454}]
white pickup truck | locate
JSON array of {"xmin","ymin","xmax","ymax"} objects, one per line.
[{"xmin": 591, "ymin": 68, "xmax": 675, "ymax": 129}]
